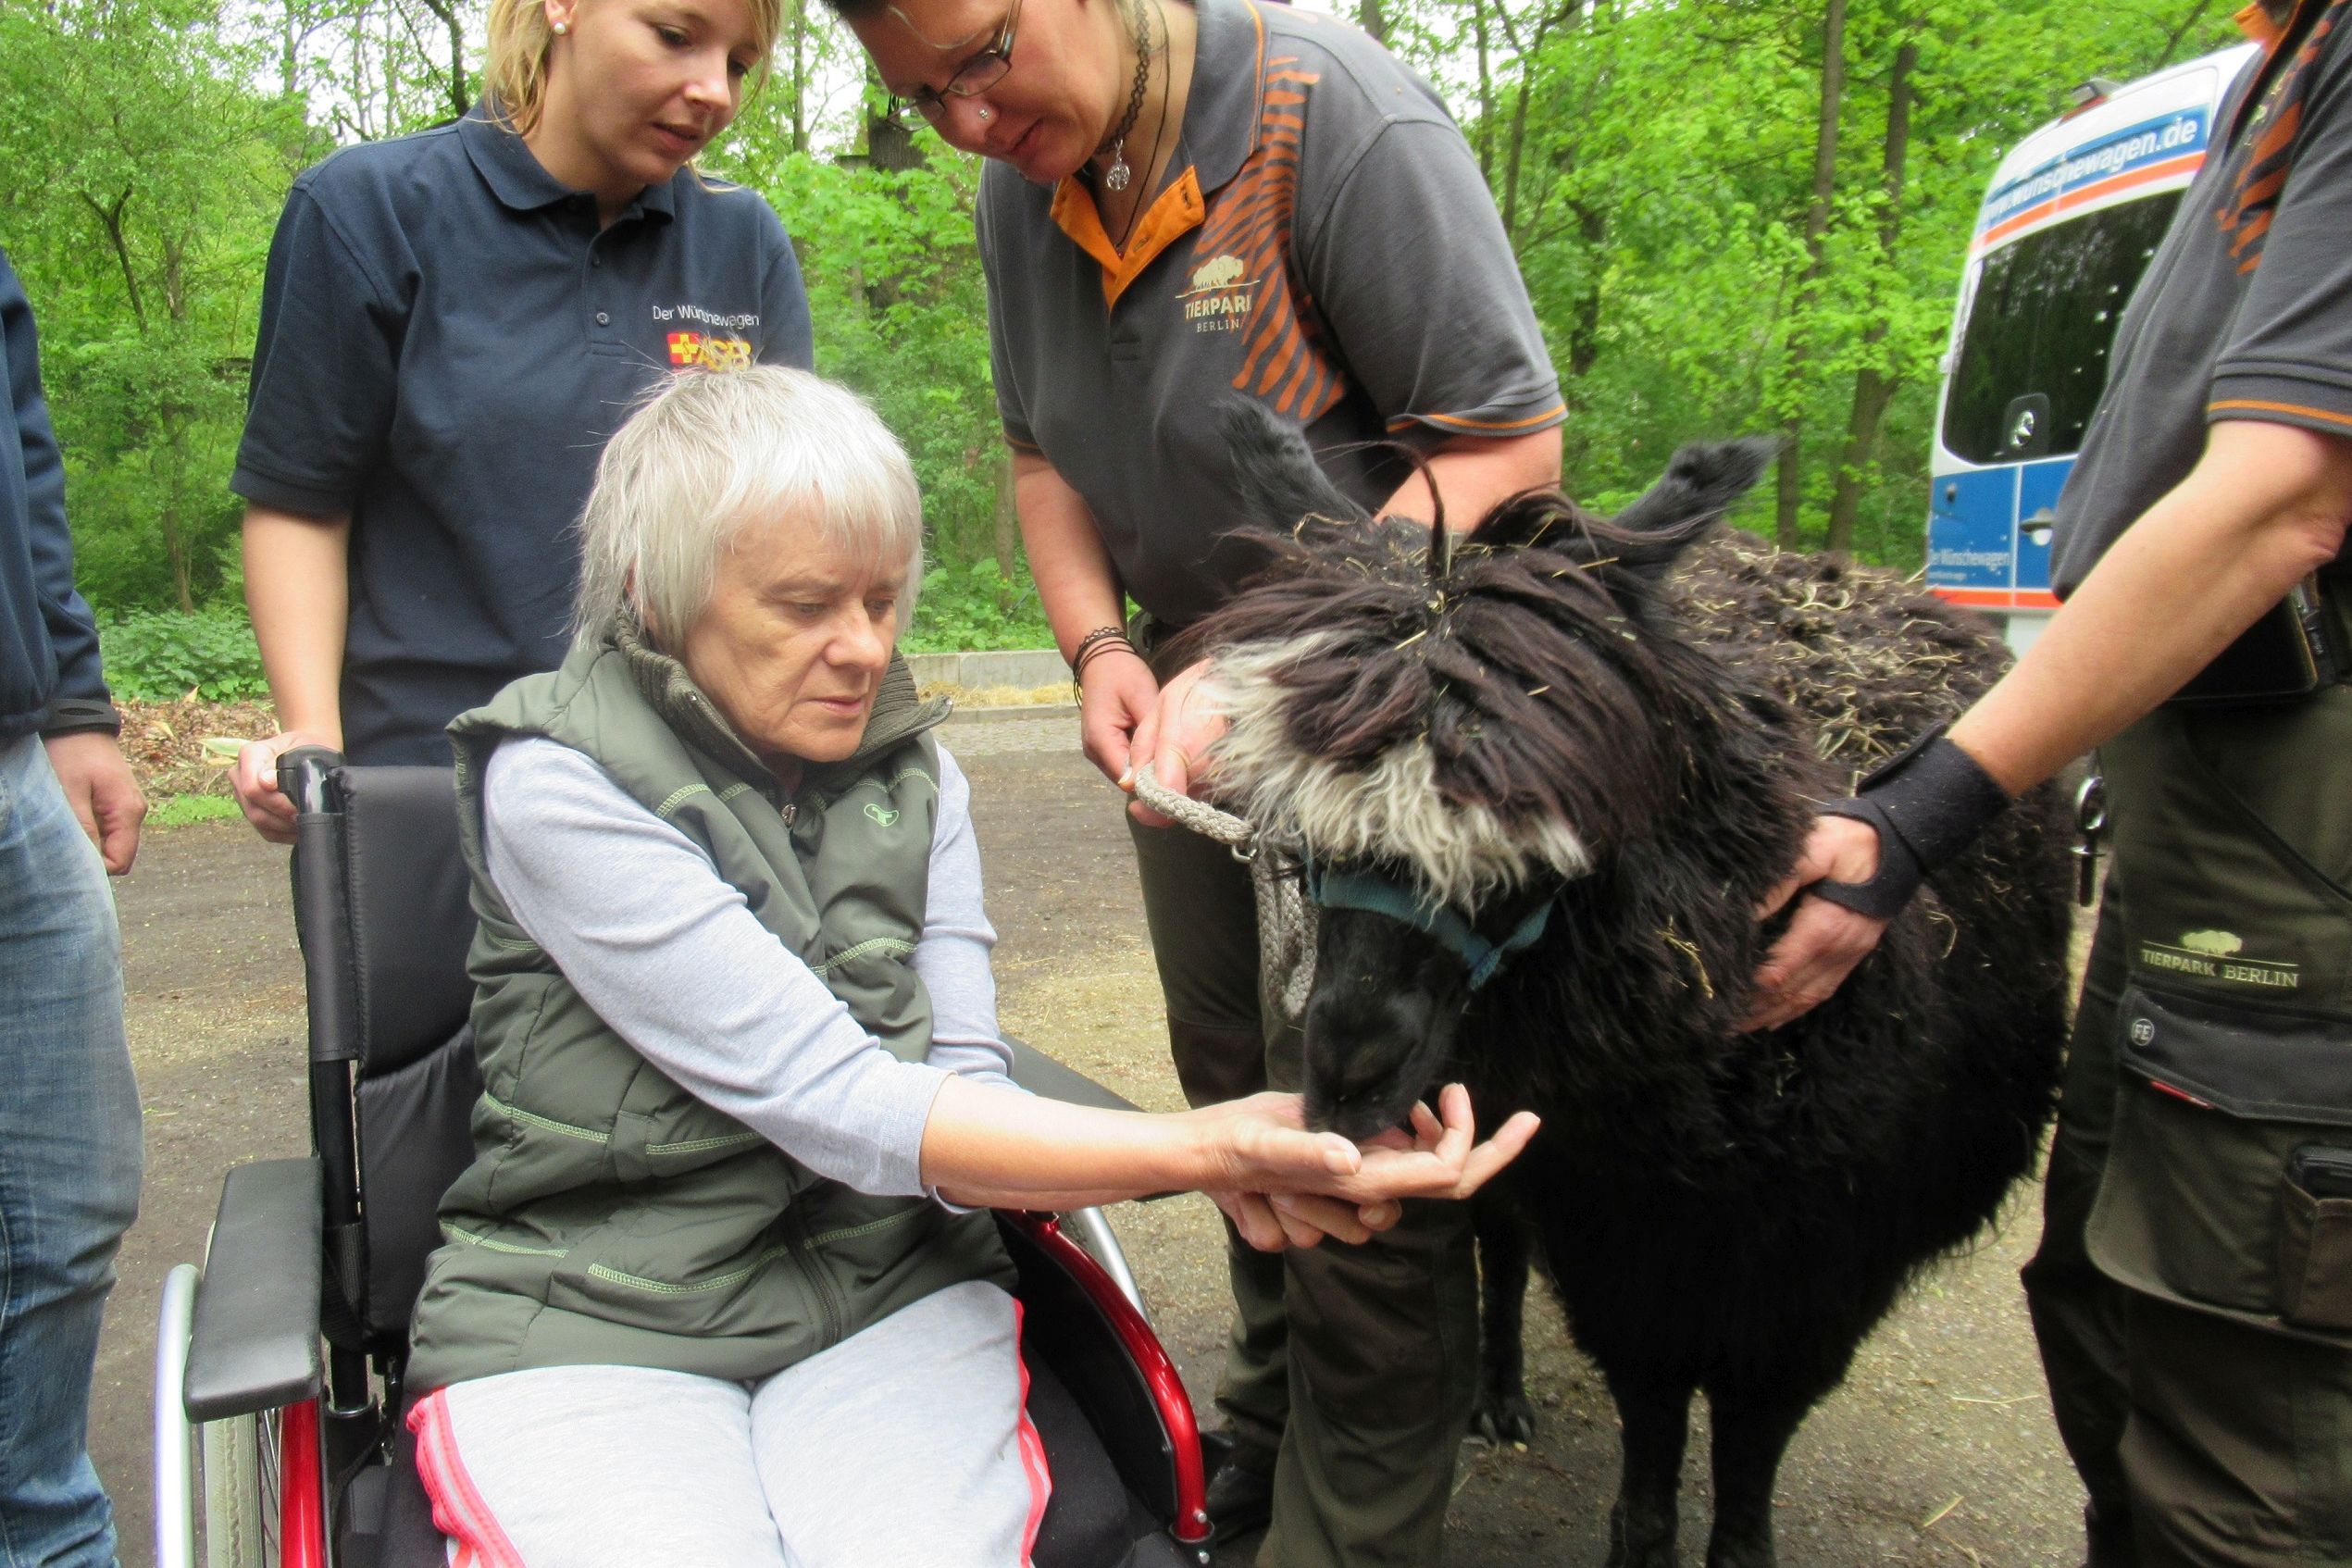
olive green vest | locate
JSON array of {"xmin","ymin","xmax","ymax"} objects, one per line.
[{"xmin": 405, "ymin": 630, "xmax": 1012, "ymax": 1393}]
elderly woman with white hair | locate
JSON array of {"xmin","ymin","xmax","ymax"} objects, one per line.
[{"xmin": 395, "ymin": 367, "xmax": 1534, "ymax": 1568}]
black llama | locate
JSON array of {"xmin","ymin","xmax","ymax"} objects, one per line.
[{"xmin": 1181, "ymin": 408, "xmax": 2071, "ymax": 1568}]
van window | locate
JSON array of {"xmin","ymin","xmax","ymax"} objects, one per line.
[{"xmin": 1941, "ymin": 193, "xmax": 2182, "ymax": 465}]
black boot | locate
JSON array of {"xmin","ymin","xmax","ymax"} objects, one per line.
[{"xmin": 1201, "ymin": 1431, "xmax": 1277, "ymax": 1540}]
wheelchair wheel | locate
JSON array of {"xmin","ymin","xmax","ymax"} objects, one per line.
[
  {"xmin": 158, "ymin": 1259, "xmax": 300, "ymax": 1568},
  {"xmin": 200, "ymin": 1411, "xmax": 280, "ymax": 1568}
]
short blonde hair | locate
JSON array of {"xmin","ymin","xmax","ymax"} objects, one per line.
[
  {"xmin": 573, "ymin": 367, "xmax": 926, "ymax": 653},
  {"xmin": 482, "ymin": 0, "xmax": 785, "ymax": 135}
]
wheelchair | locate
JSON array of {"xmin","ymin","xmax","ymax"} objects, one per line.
[{"xmin": 153, "ymin": 748, "xmax": 1217, "ymax": 1567}]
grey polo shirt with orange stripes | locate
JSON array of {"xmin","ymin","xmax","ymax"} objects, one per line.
[
  {"xmin": 977, "ymin": 0, "xmax": 1562, "ymax": 628},
  {"xmin": 2051, "ymin": 0, "xmax": 2352, "ymax": 595}
]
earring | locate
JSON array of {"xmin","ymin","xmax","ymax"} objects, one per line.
[{"xmin": 552, "ymin": 18, "xmax": 569, "ymax": 32}]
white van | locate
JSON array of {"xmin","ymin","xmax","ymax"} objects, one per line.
[{"xmin": 1925, "ymin": 43, "xmax": 2258, "ymax": 653}]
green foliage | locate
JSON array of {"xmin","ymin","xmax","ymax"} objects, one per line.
[
  {"xmin": 147, "ymin": 791, "xmax": 243, "ymax": 828},
  {"xmin": 1478, "ymin": 0, "xmax": 2243, "ymax": 557},
  {"xmin": 717, "ymin": 134, "xmax": 1010, "ymax": 573},
  {"xmin": 100, "ymin": 607, "xmax": 269, "ymax": 701},
  {"xmin": 1, "ymin": 0, "xmax": 317, "ymax": 611},
  {"xmin": 903, "ymin": 558, "xmax": 1054, "ymax": 653},
  {"xmin": 2, "ymin": 0, "xmax": 2255, "ymax": 641}
]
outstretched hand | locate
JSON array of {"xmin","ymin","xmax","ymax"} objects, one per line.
[
  {"xmin": 1741, "ymin": 815, "xmax": 1891, "ymax": 1032},
  {"xmin": 1194, "ymin": 1085, "xmax": 1537, "ymax": 1249},
  {"xmin": 1347, "ymin": 1084, "xmax": 1540, "ymax": 1203}
]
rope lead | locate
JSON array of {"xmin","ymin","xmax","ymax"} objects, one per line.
[{"xmin": 1131, "ymin": 762, "xmax": 1318, "ymax": 1023}]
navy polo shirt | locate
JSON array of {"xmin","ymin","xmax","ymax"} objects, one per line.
[
  {"xmin": 232, "ymin": 109, "xmax": 813, "ymax": 764},
  {"xmin": 3, "ymin": 246, "xmax": 109, "ymax": 740}
]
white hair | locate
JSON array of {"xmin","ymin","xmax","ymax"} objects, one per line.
[{"xmin": 572, "ymin": 367, "xmax": 925, "ymax": 653}]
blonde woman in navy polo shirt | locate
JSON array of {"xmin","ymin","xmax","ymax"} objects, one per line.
[
  {"xmin": 228, "ymin": 0, "xmax": 813, "ymax": 840},
  {"xmin": 835, "ymin": 0, "xmax": 1562, "ymax": 1561}
]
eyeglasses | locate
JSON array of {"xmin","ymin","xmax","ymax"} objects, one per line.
[{"xmin": 893, "ymin": 0, "xmax": 1022, "ymax": 124}]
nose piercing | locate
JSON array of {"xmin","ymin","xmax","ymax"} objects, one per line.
[{"xmin": 977, "ymin": 106, "xmax": 992, "ymax": 121}]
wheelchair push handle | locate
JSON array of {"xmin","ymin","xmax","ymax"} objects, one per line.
[{"xmin": 277, "ymin": 746, "xmax": 346, "ymax": 816}]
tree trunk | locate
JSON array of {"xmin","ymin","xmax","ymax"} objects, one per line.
[
  {"xmin": 791, "ymin": 0, "xmax": 809, "ymax": 154},
  {"xmin": 156, "ymin": 398, "xmax": 195, "ymax": 612},
  {"xmin": 1773, "ymin": 0, "xmax": 1847, "ymax": 549},
  {"xmin": 2153, "ymin": 0, "xmax": 2219, "ymax": 69},
  {"xmin": 81, "ymin": 190, "xmax": 146, "ymax": 329},
  {"xmin": 1823, "ymin": 37, "xmax": 1914, "ymax": 555},
  {"xmin": 1359, "ymin": 0, "xmax": 1386, "ymax": 44},
  {"xmin": 1474, "ymin": 0, "xmax": 1495, "ymax": 180},
  {"xmin": 993, "ymin": 452, "xmax": 1020, "ymax": 579},
  {"xmin": 1501, "ymin": 2, "xmax": 1580, "ymax": 242},
  {"xmin": 415, "ymin": 0, "xmax": 471, "ymax": 117}
]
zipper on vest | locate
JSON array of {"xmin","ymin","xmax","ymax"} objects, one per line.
[{"xmin": 784, "ymin": 1206, "xmax": 845, "ymax": 1343}]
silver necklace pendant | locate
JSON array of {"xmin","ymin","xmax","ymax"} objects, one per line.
[{"xmin": 1102, "ymin": 142, "xmax": 1132, "ymax": 192}]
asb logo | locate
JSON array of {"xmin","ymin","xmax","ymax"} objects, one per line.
[
  {"xmin": 1179, "ymin": 254, "xmax": 1257, "ymax": 334},
  {"xmin": 668, "ymin": 332, "xmax": 753, "ymax": 370}
]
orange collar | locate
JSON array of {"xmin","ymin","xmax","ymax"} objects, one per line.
[{"xmin": 1049, "ymin": 168, "xmax": 1207, "ymax": 309}]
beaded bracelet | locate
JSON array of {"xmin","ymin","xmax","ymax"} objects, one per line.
[
  {"xmin": 1069, "ymin": 627, "xmax": 1139, "ymax": 701},
  {"xmin": 1067, "ymin": 625, "xmax": 1126, "ymax": 670}
]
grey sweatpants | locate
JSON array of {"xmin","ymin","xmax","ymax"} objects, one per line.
[{"xmin": 406, "ymin": 1282, "xmax": 1046, "ymax": 1567}]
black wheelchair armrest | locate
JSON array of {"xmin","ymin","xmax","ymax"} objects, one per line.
[
  {"xmin": 1003, "ymin": 1034, "xmax": 1143, "ymax": 1114},
  {"xmin": 183, "ymin": 1158, "xmax": 326, "ymax": 1424}
]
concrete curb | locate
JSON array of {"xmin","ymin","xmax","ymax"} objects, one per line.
[
  {"xmin": 945, "ymin": 702, "xmax": 1078, "ymax": 724},
  {"xmin": 907, "ymin": 648, "xmax": 1066, "ymax": 690}
]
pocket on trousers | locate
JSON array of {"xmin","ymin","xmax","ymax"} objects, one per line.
[
  {"xmin": 2088, "ymin": 982, "xmax": 2352, "ymax": 1334},
  {"xmin": 2278, "ymin": 1159, "xmax": 2352, "ymax": 1332}
]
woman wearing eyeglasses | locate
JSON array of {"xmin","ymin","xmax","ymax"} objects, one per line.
[
  {"xmin": 226, "ymin": 0, "xmax": 814, "ymax": 839},
  {"xmin": 830, "ymin": 0, "xmax": 1562, "ymax": 1561}
]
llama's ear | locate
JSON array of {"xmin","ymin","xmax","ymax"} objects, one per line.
[
  {"xmin": 1609, "ymin": 437, "xmax": 1777, "ymax": 579},
  {"xmin": 1222, "ymin": 400, "xmax": 1372, "ymax": 534}
]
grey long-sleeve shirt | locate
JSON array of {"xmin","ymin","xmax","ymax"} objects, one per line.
[{"xmin": 481, "ymin": 734, "xmax": 1014, "ymax": 1200}]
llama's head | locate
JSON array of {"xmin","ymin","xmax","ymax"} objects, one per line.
[{"xmin": 1187, "ymin": 404, "xmax": 1773, "ymax": 1138}]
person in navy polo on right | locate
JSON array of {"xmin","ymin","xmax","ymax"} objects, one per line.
[{"xmin": 228, "ymin": 0, "xmax": 813, "ymax": 832}]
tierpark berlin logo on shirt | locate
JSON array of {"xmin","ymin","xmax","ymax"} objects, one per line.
[
  {"xmin": 2138, "ymin": 928, "xmax": 2301, "ymax": 990},
  {"xmin": 655, "ymin": 304, "xmax": 756, "ymax": 368},
  {"xmin": 1180, "ymin": 255, "xmax": 1258, "ymax": 333}
]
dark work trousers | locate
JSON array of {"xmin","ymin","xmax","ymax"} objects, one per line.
[
  {"xmin": 1128, "ymin": 814, "xmax": 1480, "ymax": 1568},
  {"xmin": 2022, "ymin": 890, "xmax": 2140, "ymax": 1565},
  {"xmin": 2022, "ymin": 685, "xmax": 2352, "ymax": 1567}
]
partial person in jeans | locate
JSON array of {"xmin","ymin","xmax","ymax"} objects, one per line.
[
  {"xmin": 1743, "ymin": 3, "xmax": 2352, "ymax": 1562},
  {"xmin": 403, "ymin": 367, "xmax": 1537, "ymax": 1568},
  {"xmin": 227, "ymin": 0, "xmax": 813, "ymax": 838},
  {"xmin": 0, "ymin": 246, "xmax": 144, "ymax": 1568}
]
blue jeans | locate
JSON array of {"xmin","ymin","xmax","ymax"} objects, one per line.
[{"xmin": 0, "ymin": 736, "xmax": 141, "ymax": 1568}]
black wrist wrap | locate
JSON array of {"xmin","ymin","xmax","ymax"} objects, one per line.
[
  {"xmin": 40, "ymin": 697, "xmax": 124, "ymax": 739},
  {"xmin": 1812, "ymin": 723, "xmax": 2010, "ymax": 920}
]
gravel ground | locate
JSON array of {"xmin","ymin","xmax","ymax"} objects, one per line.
[{"xmin": 88, "ymin": 710, "xmax": 2088, "ymax": 1566}]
